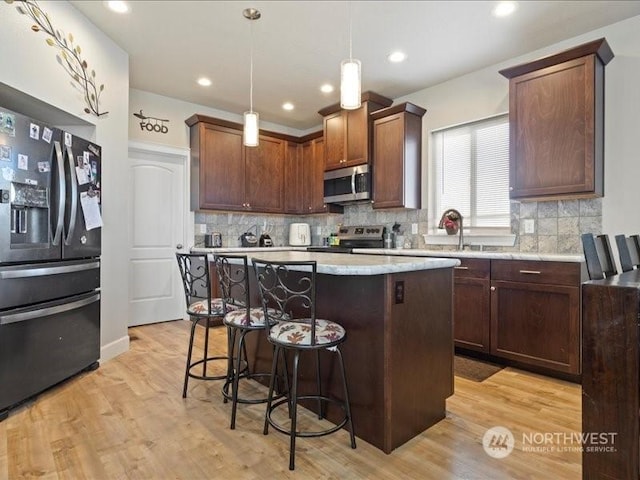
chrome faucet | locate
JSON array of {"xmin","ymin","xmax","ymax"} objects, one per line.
[{"xmin": 438, "ymin": 209, "xmax": 464, "ymax": 251}]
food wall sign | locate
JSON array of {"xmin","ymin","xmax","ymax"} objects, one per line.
[{"xmin": 133, "ymin": 110, "xmax": 169, "ymax": 134}]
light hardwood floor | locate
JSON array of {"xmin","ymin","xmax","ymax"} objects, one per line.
[{"xmin": 0, "ymin": 320, "xmax": 581, "ymax": 479}]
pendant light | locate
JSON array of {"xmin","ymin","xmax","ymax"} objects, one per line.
[
  {"xmin": 243, "ymin": 8, "xmax": 260, "ymax": 147},
  {"xmin": 340, "ymin": 2, "xmax": 361, "ymax": 110}
]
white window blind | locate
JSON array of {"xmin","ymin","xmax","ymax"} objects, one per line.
[{"xmin": 432, "ymin": 114, "xmax": 510, "ymax": 230}]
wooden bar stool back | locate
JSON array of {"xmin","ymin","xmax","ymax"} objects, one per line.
[
  {"xmin": 252, "ymin": 258, "xmax": 356, "ymax": 471},
  {"xmin": 615, "ymin": 234, "xmax": 640, "ymax": 272},
  {"xmin": 581, "ymin": 233, "xmax": 618, "ymax": 280}
]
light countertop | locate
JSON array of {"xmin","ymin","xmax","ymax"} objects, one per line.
[
  {"xmin": 191, "ymin": 246, "xmax": 584, "ymax": 263},
  {"xmin": 191, "ymin": 248, "xmax": 459, "ymax": 276},
  {"xmin": 355, "ymin": 248, "xmax": 585, "ymax": 263}
]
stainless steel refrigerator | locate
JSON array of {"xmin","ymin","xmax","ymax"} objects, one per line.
[{"xmin": 0, "ymin": 106, "xmax": 102, "ymax": 420}]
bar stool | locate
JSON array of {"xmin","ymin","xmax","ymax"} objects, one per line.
[
  {"xmin": 214, "ymin": 254, "xmax": 288, "ymax": 430},
  {"xmin": 252, "ymin": 258, "xmax": 356, "ymax": 471},
  {"xmin": 175, "ymin": 253, "xmax": 239, "ymax": 398}
]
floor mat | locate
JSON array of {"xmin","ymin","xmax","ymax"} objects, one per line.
[{"xmin": 454, "ymin": 355, "xmax": 504, "ymax": 382}]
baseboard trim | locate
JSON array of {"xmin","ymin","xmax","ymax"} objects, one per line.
[{"xmin": 100, "ymin": 335, "xmax": 130, "ymax": 363}]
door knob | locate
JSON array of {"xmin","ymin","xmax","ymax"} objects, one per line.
[
  {"xmin": 490, "ymin": 286, "xmax": 496, "ymax": 291},
  {"xmin": 176, "ymin": 244, "xmax": 183, "ymax": 249}
]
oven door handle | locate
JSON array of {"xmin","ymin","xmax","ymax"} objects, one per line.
[{"xmin": 0, "ymin": 293, "xmax": 100, "ymax": 325}]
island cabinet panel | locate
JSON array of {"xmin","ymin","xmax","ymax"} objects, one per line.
[
  {"xmin": 371, "ymin": 103, "xmax": 426, "ymax": 209},
  {"xmin": 490, "ymin": 260, "xmax": 581, "ymax": 374},
  {"xmin": 385, "ymin": 268, "xmax": 454, "ymax": 452},
  {"xmin": 453, "ymin": 258, "xmax": 491, "ymax": 352},
  {"xmin": 499, "ymin": 38, "xmax": 613, "ymax": 201},
  {"xmin": 319, "ymin": 91, "xmax": 392, "ymax": 171},
  {"xmin": 243, "ymin": 266, "xmax": 454, "ymax": 454}
]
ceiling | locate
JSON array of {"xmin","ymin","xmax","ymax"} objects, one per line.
[{"xmin": 70, "ymin": 1, "xmax": 640, "ymax": 131}]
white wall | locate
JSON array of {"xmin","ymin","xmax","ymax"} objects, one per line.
[
  {"xmin": 129, "ymin": 89, "xmax": 314, "ymax": 150},
  {"xmin": 1, "ymin": 1, "xmax": 130, "ymax": 361},
  {"xmin": 397, "ymin": 15, "xmax": 640, "ymax": 239}
]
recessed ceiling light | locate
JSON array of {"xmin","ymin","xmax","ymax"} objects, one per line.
[
  {"xmin": 492, "ymin": 1, "xmax": 517, "ymax": 17},
  {"xmin": 320, "ymin": 84, "xmax": 334, "ymax": 94},
  {"xmin": 105, "ymin": 1, "xmax": 129, "ymax": 14},
  {"xmin": 197, "ymin": 77, "xmax": 212, "ymax": 87},
  {"xmin": 282, "ymin": 102, "xmax": 294, "ymax": 111},
  {"xmin": 387, "ymin": 51, "xmax": 407, "ymax": 63}
]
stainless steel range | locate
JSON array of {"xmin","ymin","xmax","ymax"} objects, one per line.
[{"xmin": 307, "ymin": 225, "xmax": 385, "ymax": 253}]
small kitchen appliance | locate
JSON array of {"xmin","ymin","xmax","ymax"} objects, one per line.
[
  {"xmin": 289, "ymin": 223, "xmax": 311, "ymax": 246},
  {"xmin": 259, "ymin": 233, "xmax": 273, "ymax": 247},
  {"xmin": 205, "ymin": 232, "xmax": 222, "ymax": 248},
  {"xmin": 240, "ymin": 230, "xmax": 258, "ymax": 247},
  {"xmin": 323, "ymin": 164, "xmax": 371, "ymax": 204}
]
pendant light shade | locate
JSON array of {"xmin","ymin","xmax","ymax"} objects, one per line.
[
  {"xmin": 340, "ymin": 59, "xmax": 361, "ymax": 110},
  {"xmin": 340, "ymin": 2, "xmax": 361, "ymax": 110},
  {"xmin": 243, "ymin": 8, "xmax": 260, "ymax": 147},
  {"xmin": 243, "ymin": 111, "xmax": 259, "ymax": 147}
]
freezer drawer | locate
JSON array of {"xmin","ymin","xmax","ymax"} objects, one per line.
[
  {"xmin": 0, "ymin": 259, "xmax": 99, "ymax": 310},
  {"xmin": 0, "ymin": 291, "xmax": 100, "ymax": 416}
]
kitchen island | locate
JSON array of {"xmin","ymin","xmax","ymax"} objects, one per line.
[{"xmin": 195, "ymin": 249, "xmax": 459, "ymax": 453}]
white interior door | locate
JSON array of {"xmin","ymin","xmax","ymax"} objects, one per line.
[{"xmin": 128, "ymin": 143, "xmax": 188, "ymax": 326}]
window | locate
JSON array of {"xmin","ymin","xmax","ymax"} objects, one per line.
[{"xmin": 431, "ymin": 114, "xmax": 510, "ymax": 231}]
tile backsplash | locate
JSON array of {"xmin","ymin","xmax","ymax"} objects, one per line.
[{"xmin": 194, "ymin": 198, "xmax": 601, "ymax": 255}]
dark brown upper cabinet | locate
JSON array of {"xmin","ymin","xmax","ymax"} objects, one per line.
[
  {"xmin": 499, "ymin": 38, "xmax": 614, "ymax": 201},
  {"xmin": 186, "ymin": 115, "xmax": 286, "ymax": 213},
  {"xmin": 318, "ymin": 91, "xmax": 392, "ymax": 171},
  {"xmin": 371, "ymin": 103, "xmax": 426, "ymax": 209}
]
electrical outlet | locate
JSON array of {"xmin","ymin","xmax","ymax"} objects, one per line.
[
  {"xmin": 411, "ymin": 223, "xmax": 418, "ymax": 235},
  {"xmin": 197, "ymin": 224, "xmax": 207, "ymax": 234},
  {"xmin": 524, "ymin": 219, "xmax": 535, "ymax": 234},
  {"xmin": 316, "ymin": 226, "xmax": 322, "ymax": 235}
]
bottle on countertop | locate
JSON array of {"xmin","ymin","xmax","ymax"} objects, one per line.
[{"xmin": 383, "ymin": 231, "xmax": 393, "ymax": 249}]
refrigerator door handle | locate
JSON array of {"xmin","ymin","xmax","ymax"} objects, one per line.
[
  {"xmin": 64, "ymin": 146, "xmax": 79, "ymax": 246},
  {"xmin": 52, "ymin": 141, "xmax": 65, "ymax": 246},
  {"xmin": 0, "ymin": 293, "xmax": 100, "ymax": 325},
  {"xmin": 0, "ymin": 261, "xmax": 100, "ymax": 279}
]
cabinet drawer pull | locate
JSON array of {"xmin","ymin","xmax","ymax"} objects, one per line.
[
  {"xmin": 454, "ymin": 266, "xmax": 469, "ymax": 270},
  {"xmin": 519, "ymin": 270, "xmax": 541, "ymax": 275}
]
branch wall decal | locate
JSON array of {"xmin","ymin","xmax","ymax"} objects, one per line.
[{"xmin": 5, "ymin": 0, "xmax": 108, "ymax": 117}]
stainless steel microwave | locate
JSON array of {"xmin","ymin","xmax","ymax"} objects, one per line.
[{"xmin": 323, "ymin": 165, "xmax": 371, "ymax": 204}]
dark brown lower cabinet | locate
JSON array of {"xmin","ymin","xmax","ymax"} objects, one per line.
[
  {"xmin": 453, "ymin": 259, "xmax": 490, "ymax": 352},
  {"xmin": 454, "ymin": 258, "xmax": 583, "ymax": 376},
  {"xmin": 491, "ymin": 280, "xmax": 580, "ymax": 374}
]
